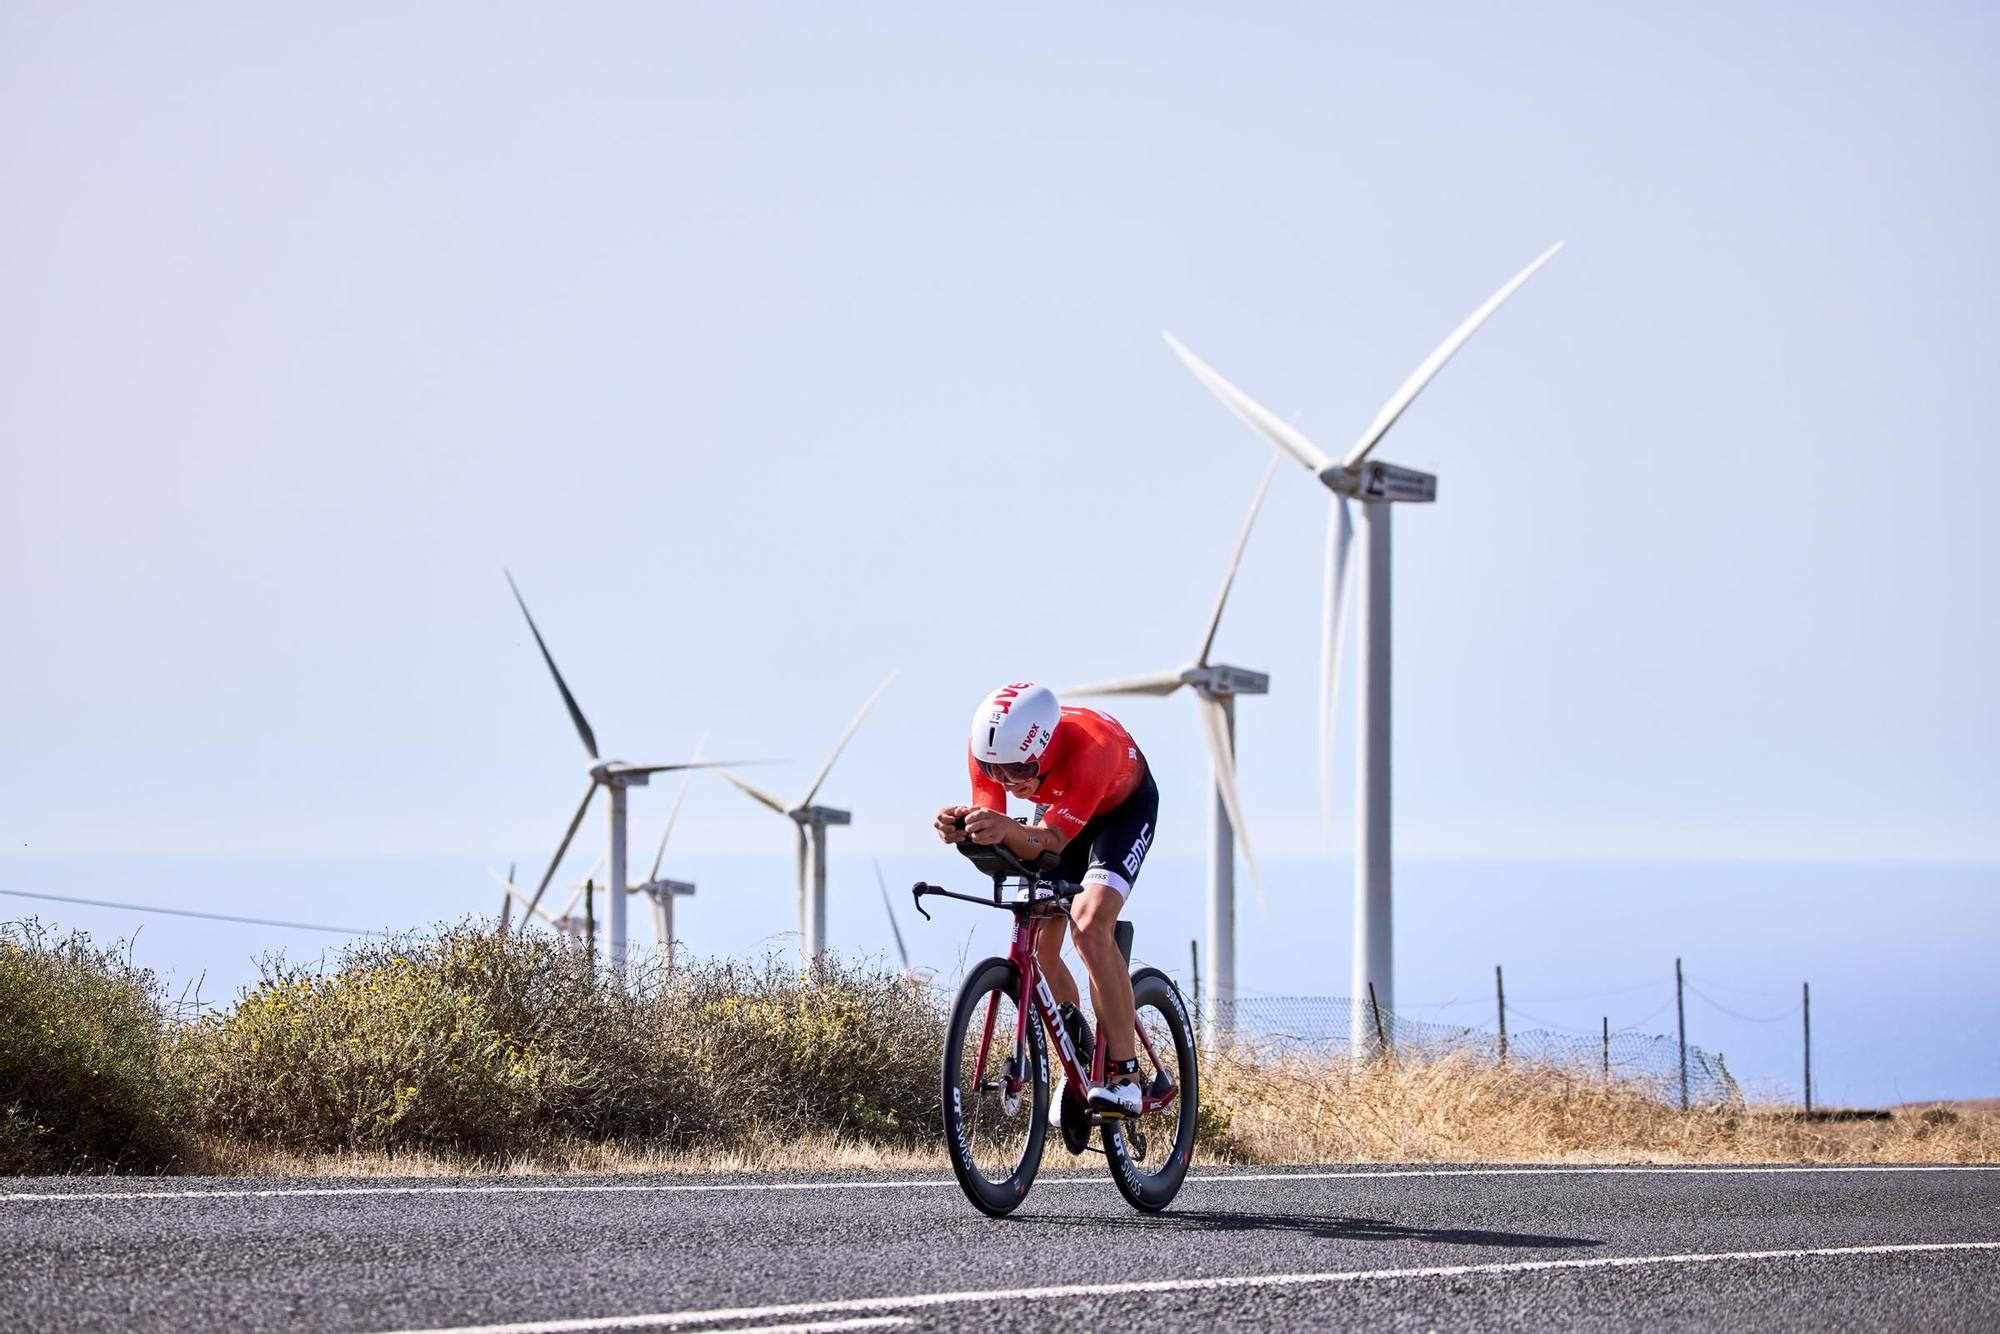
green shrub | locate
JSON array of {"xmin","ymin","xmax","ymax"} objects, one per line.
[
  {"xmin": 171, "ymin": 924, "xmax": 946, "ymax": 1157},
  {"xmin": 172, "ymin": 924, "xmax": 659, "ymax": 1154},
  {"xmin": 0, "ymin": 921, "xmax": 184, "ymax": 1173},
  {"xmin": 668, "ymin": 956, "xmax": 943, "ymax": 1144}
]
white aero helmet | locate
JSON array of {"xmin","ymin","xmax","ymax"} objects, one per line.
[{"xmin": 969, "ymin": 682, "xmax": 1061, "ymax": 768}]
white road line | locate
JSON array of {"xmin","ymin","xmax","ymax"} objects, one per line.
[
  {"xmin": 364, "ymin": 1241, "xmax": 2000, "ymax": 1334},
  {"xmin": 2, "ymin": 1163, "xmax": 1995, "ymax": 1204},
  {"xmin": 682, "ymin": 1321, "xmax": 908, "ymax": 1334}
]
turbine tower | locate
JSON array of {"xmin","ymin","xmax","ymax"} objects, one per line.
[
  {"xmin": 1064, "ymin": 454, "xmax": 1280, "ymax": 1035},
  {"xmin": 632, "ymin": 737, "xmax": 704, "ymax": 972},
  {"xmin": 716, "ymin": 674, "xmax": 895, "ymax": 963},
  {"xmin": 504, "ymin": 571, "xmax": 738, "ymax": 981},
  {"xmin": 1164, "ymin": 242, "xmax": 1563, "ymax": 1056}
]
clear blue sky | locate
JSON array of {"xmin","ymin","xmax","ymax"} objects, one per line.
[{"xmin": 4, "ymin": 2, "xmax": 1995, "ymax": 868}]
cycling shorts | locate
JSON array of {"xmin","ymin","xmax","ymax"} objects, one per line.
[{"xmin": 1053, "ymin": 765, "xmax": 1158, "ymax": 900}]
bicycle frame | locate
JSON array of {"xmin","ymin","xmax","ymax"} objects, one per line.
[{"xmin": 922, "ymin": 876, "xmax": 1179, "ymax": 1119}]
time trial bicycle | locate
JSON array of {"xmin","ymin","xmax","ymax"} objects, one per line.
[{"xmin": 911, "ymin": 830, "xmax": 1198, "ymax": 1216}]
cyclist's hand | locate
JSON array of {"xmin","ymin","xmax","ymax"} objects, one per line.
[
  {"xmin": 935, "ymin": 805, "xmax": 973, "ymax": 843},
  {"xmin": 962, "ymin": 808, "xmax": 1012, "ymax": 846}
]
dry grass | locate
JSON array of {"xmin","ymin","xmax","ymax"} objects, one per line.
[
  {"xmin": 183, "ymin": 1132, "xmax": 948, "ymax": 1179},
  {"xmin": 175, "ymin": 1054, "xmax": 1994, "ymax": 1179},
  {"xmin": 1198, "ymin": 1048, "xmax": 2000, "ymax": 1166}
]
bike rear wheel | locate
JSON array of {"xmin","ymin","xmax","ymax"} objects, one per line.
[
  {"xmin": 941, "ymin": 956, "xmax": 1049, "ymax": 1216},
  {"xmin": 1102, "ymin": 967, "xmax": 1198, "ymax": 1212}
]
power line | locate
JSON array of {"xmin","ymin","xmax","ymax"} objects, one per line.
[
  {"xmin": 1613, "ymin": 998, "xmax": 1677, "ymax": 1033},
  {"xmin": 1684, "ymin": 979, "xmax": 1797, "ymax": 1024},
  {"xmin": 0, "ymin": 887, "xmax": 383, "ymax": 937}
]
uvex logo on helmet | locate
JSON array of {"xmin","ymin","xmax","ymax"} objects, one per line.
[
  {"xmin": 1019, "ymin": 723, "xmax": 1041, "ymax": 753},
  {"xmin": 987, "ymin": 682, "xmax": 1035, "ymax": 716}
]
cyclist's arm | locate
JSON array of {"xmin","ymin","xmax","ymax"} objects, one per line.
[{"xmin": 992, "ymin": 818, "xmax": 1069, "ymax": 861}]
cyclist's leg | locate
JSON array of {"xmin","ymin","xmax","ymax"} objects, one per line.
[
  {"xmin": 1071, "ymin": 771, "xmax": 1158, "ymax": 1101},
  {"xmin": 1071, "ymin": 885, "xmax": 1135, "ymax": 1064}
]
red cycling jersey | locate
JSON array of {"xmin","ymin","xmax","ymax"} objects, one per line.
[{"xmin": 968, "ymin": 706, "xmax": 1146, "ymax": 841}]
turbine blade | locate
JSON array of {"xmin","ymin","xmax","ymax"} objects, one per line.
[
  {"xmin": 800, "ymin": 671, "xmax": 895, "ymax": 807},
  {"xmin": 1320, "ymin": 496, "xmax": 1355, "ymax": 849},
  {"xmin": 1062, "ymin": 671, "xmax": 1185, "ymax": 698},
  {"xmin": 504, "ymin": 570, "xmax": 599, "ymax": 760},
  {"xmin": 716, "ymin": 768, "xmax": 792, "ymax": 815},
  {"xmin": 492, "ymin": 863, "xmax": 518, "ymax": 932},
  {"xmin": 1341, "ymin": 241, "xmax": 1564, "ymax": 470},
  {"xmin": 487, "ymin": 870, "xmax": 550, "ymax": 921},
  {"xmin": 522, "ymin": 781, "xmax": 597, "ymax": 920},
  {"xmin": 1163, "ymin": 332, "xmax": 1334, "ymax": 474},
  {"xmin": 649, "ymin": 732, "xmax": 708, "ymax": 882},
  {"xmin": 616, "ymin": 759, "xmax": 763, "ymax": 777},
  {"xmin": 875, "ymin": 859, "xmax": 911, "ymax": 973},
  {"xmin": 1196, "ymin": 694, "xmax": 1267, "ymax": 916},
  {"xmin": 1195, "ymin": 450, "xmax": 1280, "ymax": 666}
]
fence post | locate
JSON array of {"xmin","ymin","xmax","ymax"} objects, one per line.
[
  {"xmin": 1495, "ymin": 964, "xmax": 1508, "ymax": 1066},
  {"xmin": 1190, "ymin": 939, "xmax": 1201, "ymax": 1047},
  {"xmin": 1601, "ymin": 1015, "xmax": 1609, "ymax": 1083},
  {"xmin": 1368, "ymin": 981, "xmax": 1388, "ymax": 1058},
  {"xmin": 1675, "ymin": 957, "xmax": 1689, "ymax": 1112},
  {"xmin": 584, "ymin": 877, "xmax": 596, "ymax": 965},
  {"xmin": 1802, "ymin": 981, "xmax": 1812, "ymax": 1115}
]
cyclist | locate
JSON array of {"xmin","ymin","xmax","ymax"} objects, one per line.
[{"xmin": 935, "ymin": 682, "xmax": 1159, "ymax": 1116}]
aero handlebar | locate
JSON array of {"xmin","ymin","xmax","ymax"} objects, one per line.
[{"xmin": 910, "ymin": 815, "xmax": 1080, "ymax": 920}]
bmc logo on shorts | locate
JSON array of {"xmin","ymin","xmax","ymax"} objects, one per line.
[{"xmin": 1122, "ymin": 823, "xmax": 1152, "ymax": 877}]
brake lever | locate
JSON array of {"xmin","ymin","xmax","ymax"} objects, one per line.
[{"xmin": 910, "ymin": 884, "xmax": 933, "ymax": 922}]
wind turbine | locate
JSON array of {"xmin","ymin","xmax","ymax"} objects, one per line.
[
  {"xmin": 493, "ymin": 862, "xmax": 598, "ymax": 941},
  {"xmin": 632, "ymin": 737, "xmax": 704, "ymax": 972},
  {"xmin": 715, "ymin": 673, "xmax": 895, "ymax": 964},
  {"xmin": 1164, "ymin": 242, "xmax": 1563, "ymax": 1056},
  {"xmin": 504, "ymin": 571, "xmax": 742, "ymax": 981},
  {"xmin": 1063, "ymin": 455, "xmax": 1280, "ymax": 1035}
]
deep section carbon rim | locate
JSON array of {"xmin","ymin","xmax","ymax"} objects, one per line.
[
  {"xmin": 1103, "ymin": 968, "xmax": 1198, "ymax": 1212},
  {"xmin": 941, "ymin": 958, "xmax": 1048, "ymax": 1215}
]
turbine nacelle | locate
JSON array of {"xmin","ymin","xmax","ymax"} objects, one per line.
[
  {"xmin": 1318, "ymin": 460, "xmax": 1439, "ymax": 505},
  {"xmin": 590, "ymin": 761, "xmax": 652, "ymax": 786},
  {"xmin": 633, "ymin": 877, "xmax": 695, "ymax": 900},
  {"xmin": 791, "ymin": 804, "xmax": 852, "ymax": 828},
  {"xmin": 1178, "ymin": 662, "xmax": 1270, "ymax": 698}
]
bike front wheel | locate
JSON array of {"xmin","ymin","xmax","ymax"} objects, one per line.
[
  {"xmin": 1102, "ymin": 967, "xmax": 1199, "ymax": 1212},
  {"xmin": 941, "ymin": 956, "xmax": 1049, "ymax": 1216}
]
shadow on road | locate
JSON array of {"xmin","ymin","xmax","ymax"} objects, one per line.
[{"xmin": 1022, "ymin": 1210, "xmax": 1600, "ymax": 1251}]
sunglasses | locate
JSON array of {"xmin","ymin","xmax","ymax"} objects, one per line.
[{"xmin": 977, "ymin": 758, "xmax": 1041, "ymax": 783}]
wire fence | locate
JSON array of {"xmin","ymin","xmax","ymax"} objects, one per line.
[{"xmin": 1200, "ymin": 995, "xmax": 1743, "ymax": 1107}]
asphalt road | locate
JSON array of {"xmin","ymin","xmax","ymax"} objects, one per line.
[{"xmin": 3, "ymin": 1164, "xmax": 1996, "ymax": 1332}]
